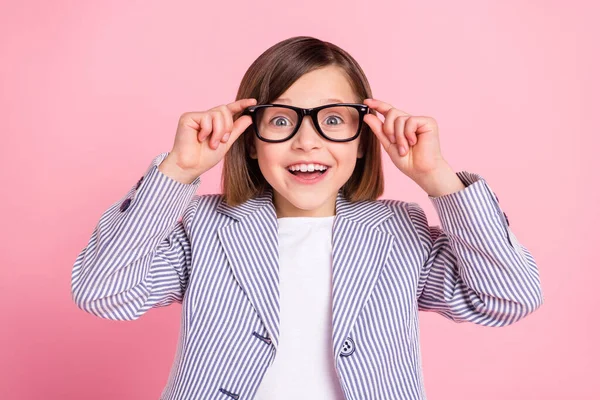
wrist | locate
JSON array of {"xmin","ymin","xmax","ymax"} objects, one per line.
[
  {"xmin": 158, "ymin": 155, "xmax": 202, "ymax": 185},
  {"xmin": 414, "ymin": 162, "xmax": 465, "ymax": 198}
]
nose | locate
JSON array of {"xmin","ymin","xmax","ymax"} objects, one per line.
[{"xmin": 291, "ymin": 115, "xmax": 322, "ymax": 150}]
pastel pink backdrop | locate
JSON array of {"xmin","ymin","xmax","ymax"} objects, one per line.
[{"xmin": 1, "ymin": 0, "xmax": 597, "ymax": 399}]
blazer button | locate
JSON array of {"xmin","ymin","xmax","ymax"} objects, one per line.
[
  {"xmin": 340, "ymin": 337, "xmax": 355, "ymax": 357},
  {"xmin": 135, "ymin": 176, "xmax": 143, "ymax": 190},
  {"xmin": 120, "ymin": 198, "xmax": 132, "ymax": 212},
  {"xmin": 252, "ymin": 331, "xmax": 272, "ymax": 345},
  {"xmin": 503, "ymin": 211, "xmax": 510, "ymax": 226}
]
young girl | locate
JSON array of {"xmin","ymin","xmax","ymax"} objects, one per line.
[{"xmin": 71, "ymin": 36, "xmax": 543, "ymax": 400}]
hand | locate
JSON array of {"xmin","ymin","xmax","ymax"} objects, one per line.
[
  {"xmin": 363, "ymin": 98, "xmax": 448, "ymax": 182},
  {"xmin": 167, "ymin": 98, "xmax": 257, "ymax": 177}
]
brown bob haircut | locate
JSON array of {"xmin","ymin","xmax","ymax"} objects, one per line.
[{"xmin": 221, "ymin": 36, "xmax": 384, "ymax": 206}]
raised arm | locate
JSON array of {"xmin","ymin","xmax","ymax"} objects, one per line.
[
  {"xmin": 70, "ymin": 152, "xmax": 201, "ymax": 321},
  {"xmin": 408, "ymin": 171, "xmax": 543, "ymax": 327}
]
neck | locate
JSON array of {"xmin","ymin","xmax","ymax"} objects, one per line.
[{"xmin": 273, "ymin": 190, "xmax": 337, "ymax": 218}]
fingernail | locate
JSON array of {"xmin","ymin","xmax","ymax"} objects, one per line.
[
  {"xmin": 390, "ymin": 136, "xmax": 396, "ymax": 143},
  {"xmin": 399, "ymin": 146, "xmax": 407, "ymax": 155},
  {"xmin": 223, "ymin": 133, "xmax": 230, "ymax": 141}
]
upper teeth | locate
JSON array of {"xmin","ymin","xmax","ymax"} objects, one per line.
[{"xmin": 288, "ymin": 163, "xmax": 328, "ymax": 172}]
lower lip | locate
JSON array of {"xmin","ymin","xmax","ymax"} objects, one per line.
[{"xmin": 287, "ymin": 168, "xmax": 330, "ymax": 184}]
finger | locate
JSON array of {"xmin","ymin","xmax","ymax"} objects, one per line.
[
  {"xmin": 226, "ymin": 115, "xmax": 253, "ymax": 146},
  {"xmin": 394, "ymin": 117, "xmax": 409, "ymax": 156},
  {"xmin": 210, "ymin": 112, "xmax": 224, "ymax": 149},
  {"xmin": 363, "ymin": 108, "xmax": 393, "ymax": 142},
  {"xmin": 405, "ymin": 120, "xmax": 418, "ymax": 146},
  {"xmin": 227, "ymin": 98, "xmax": 258, "ymax": 115},
  {"xmin": 198, "ymin": 114, "xmax": 213, "ymax": 142},
  {"xmin": 218, "ymin": 105, "xmax": 234, "ymax": 142},
  {"xmin": 364, "ymin": 98, "xmax": 411, "ymax": 117},
  {"xmin": 383, "ymin": 110, "xmax": 401, "ymax": 140},
  {"xmin": 364, "ymin": 114, "xmax": 391, "ymax": 151},
  {"xmin": 405, "ymin": 116, "xmax": 432, "ymax": 139}
]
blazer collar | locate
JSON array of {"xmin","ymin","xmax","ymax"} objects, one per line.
[
  {"xmin": 216, "ymin": 186, "xmax": 392, "ymax": 227},
  {"xmin": 216, "ymin": 187, "xmax": 395, "ymax": 365}
]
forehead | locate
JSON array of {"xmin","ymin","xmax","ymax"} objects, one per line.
[{"xmin": 275, "ymin": 66, "xmax": 358, "ymax": 106}]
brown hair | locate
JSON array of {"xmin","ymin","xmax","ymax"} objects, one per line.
[{"xmin": 221, "ymin": 36, "xmax": 384, "ymax": 206}]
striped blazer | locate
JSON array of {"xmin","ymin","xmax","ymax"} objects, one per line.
[{"xmin": 71, "ymin": 152, "xmax": 543, "ymax": 400}]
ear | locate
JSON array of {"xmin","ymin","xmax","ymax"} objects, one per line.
[
  {"xmin": 357, "ymin": 137, "xmax": 365, "ymax": 159},
  {"xmin": 249, "ymin": 138, "xmax": 258, "ymax": 159}
]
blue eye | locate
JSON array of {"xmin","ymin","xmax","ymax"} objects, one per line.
[
  {"xmin": 271, "ymin": 117, "xmax": 291, "ymax": 126},
  {"xmin": 324, "ymin": 116, "xmax": 343, "ymax": 125}
]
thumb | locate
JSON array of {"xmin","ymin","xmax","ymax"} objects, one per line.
[
  {"xmin": 228, "ymin": 115, "xmax": 253, "ymax": 143},
  {"xmin": 364, "ymin": 114, "xmax": 391, "ymax": 150}
]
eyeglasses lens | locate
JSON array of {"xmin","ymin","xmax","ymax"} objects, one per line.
[{"xmin": 255, "ymin": 106, "xmax": 360, "ymax": 141}]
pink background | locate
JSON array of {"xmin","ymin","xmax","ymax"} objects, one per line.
[{"xmin": 1, "ymin": 0, "xmax": 598, "ymax": 398}]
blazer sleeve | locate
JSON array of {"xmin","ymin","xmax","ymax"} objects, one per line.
[
  {"xmin": 407, "ymin": 171, "xmax": 544, "ymax": 327},
  {"xmin": 70, "ymin": 152, "xmax": 202, "ymax": 321}
]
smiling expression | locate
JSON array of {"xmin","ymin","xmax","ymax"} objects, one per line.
[{"xmin": 249, "ymin": 65, "xmax": 365, "ymax": 218}]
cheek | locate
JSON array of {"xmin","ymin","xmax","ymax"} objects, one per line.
[
  {"xmin": 333, "ymin": 143, "xmax": 361, "ymax": 164},
  {"xmin": 255, "ymin": 144, "xmax": 285, "ymax": 176}
]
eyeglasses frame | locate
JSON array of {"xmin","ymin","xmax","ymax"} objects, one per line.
[{"xmin": 241, "ymin": 103, "xmax": 369, "ymax": 143}]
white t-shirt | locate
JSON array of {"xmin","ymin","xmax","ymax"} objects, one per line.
[{"xmin": 254, "ymin": 215, "xmax": 346, "ymax": 400}]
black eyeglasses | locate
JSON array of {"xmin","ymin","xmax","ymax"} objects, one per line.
[{"xmin": 241, "ymin": 103, "xmax": 369, "ymax": 143}]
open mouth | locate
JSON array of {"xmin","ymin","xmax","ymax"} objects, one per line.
[
  {"xmin": 287, "ymin": 164, "xmax": 329, "ymax": 179},
  {"xmin": 288, "ymin": 169, "xmax": 326, "ymax": 177}
]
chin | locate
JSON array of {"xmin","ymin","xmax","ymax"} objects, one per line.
[
  {"xmin": 273, "ymin": 186, "xmax": 335, "ymax": 214},
  {"xmin": 282, "ymin": 190, "xmax": 324, "ymax": 207},
  {"xmin": 289, "ymin": 197, "xmax": 326, "ymax": 211}
]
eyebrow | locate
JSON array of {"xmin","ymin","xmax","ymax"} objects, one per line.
[{"xmin": 273, "ymin": 97, "xmax": 345, "ymax": 104}]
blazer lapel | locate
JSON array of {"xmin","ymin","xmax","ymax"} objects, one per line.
[
  {"xmin": 216, "ymin": 187, "xmax": 396, "ymax": 362},
  {"xmin": 217, "ymin": 189, "xmax": 281, "ymax": 351},
  {"xmin": 332, "ymin": 192, "xmax": 395, "ymax": 363}
]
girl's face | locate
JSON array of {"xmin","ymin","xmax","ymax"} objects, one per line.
[{"xmin": 249, "ymin": 65, "xmax": 364, "ymax": 218}]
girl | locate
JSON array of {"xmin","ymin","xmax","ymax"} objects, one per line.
[{"xmin": 71, "ymin": 36, "xmax": 543, "ymax": 400}]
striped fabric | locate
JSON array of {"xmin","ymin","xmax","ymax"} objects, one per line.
[{"xmin": 71, "ymin": 152, "xmax": 543, "ymax": 400}]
